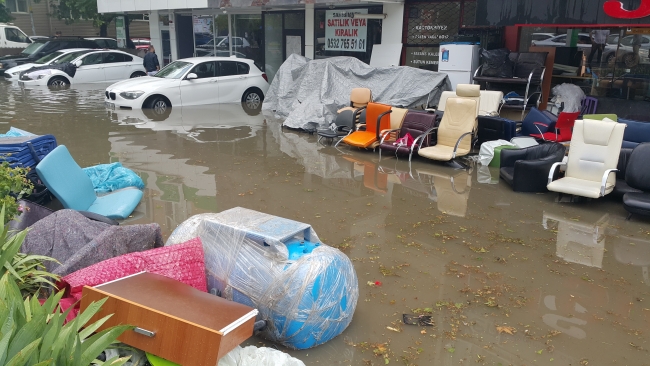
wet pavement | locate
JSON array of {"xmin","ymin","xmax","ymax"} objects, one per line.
[{"xmin": 2, "ymin": 81, "xmax": 650, "ymax": 366}]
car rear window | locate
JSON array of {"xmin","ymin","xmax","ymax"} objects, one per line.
[
  {"xmin": 237, "ymin": 62, "xmax": 249, "ymax": 75},
  {"xmin": 104, "ymin": 52, "xmax": 127, "ymax": 63},
  {"xmin": 218, "ymin": 61, "xmax": 237, "ymax": 77}
]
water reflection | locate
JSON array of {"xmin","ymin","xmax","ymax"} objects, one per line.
[{"xmin": 543, "ymin": 212, "xmax": 609, "ymax": 268}]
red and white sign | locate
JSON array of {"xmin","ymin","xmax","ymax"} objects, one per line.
[
  {"xmin": 325, "ymin": 9, "xmax": 368, "ymax": 52},
  {"xmin": 604, "ymin": 0, "xmax": 650, "ymax": 19}
]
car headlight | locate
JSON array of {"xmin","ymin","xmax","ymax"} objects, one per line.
[
  {"xmin": 12, "ymin": 72, "xmax": 20, "ymax": 76},
  {"xmin": 119, "ymin": 91, "xmax": 145, "ymax": 100}
]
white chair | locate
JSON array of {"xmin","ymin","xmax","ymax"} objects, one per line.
[
  {"xmin": 438, "ymin": 88, "xmax": 503, "ymax": 116},
  {"xmin": 547, "ymin": 119, "xmax": 626, "ymax": 199}
]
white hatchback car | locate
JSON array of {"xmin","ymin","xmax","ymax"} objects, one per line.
[
  {"xmin": 18, "ymin": 50, "xmax": 146, "ymax": 87},
  {"xmin": 104, "ymin": 57, "xmax": 269, "ymax": 115},
  {"xmin": 4, "ymin": 48, "xmax": 90, "ymax": 81}
]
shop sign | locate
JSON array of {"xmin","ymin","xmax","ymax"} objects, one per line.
[
  {"xmin": 115, "ymin": 16, "xmax": 126, "ymax": 49},
  {"xmin": 325, "ymin": 9, "xmax": 368, "ymax": 52},
  {"xmin": 604, "ymin": 0, "xmax": 650, "ymax": 19},
  {"xmin": 405, "ymin": 47, "xmax": 440, "ymax": 71},
  {"xmin": 406, "ymin": 2, "xmax": 460, "ymax": 45}
]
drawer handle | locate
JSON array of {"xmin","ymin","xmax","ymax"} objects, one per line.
[{"xmin": 134, "ymin": 327, "xmax": 156, "ymax": 337}]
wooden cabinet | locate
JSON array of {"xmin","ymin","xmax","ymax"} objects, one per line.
[{"xmin": 80, "ymin": 272, "xmax": 258, "ymax": 366}]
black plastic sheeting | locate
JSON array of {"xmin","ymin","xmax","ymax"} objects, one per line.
[{"xmin": 20, "ymin": 62, "xmax": 77, "ymax": 79}]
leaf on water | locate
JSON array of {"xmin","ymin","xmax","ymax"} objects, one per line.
[
  {"xmin": 447, "ymin": 347, "xmax": 455, "ymax": 353},
  {"xmin": 536, "ymin": 349, "xmax": 543, "ymax": 355},
  {"xmin": 496, "ymin": 326, "xmax": 516, "ymax": 335},
  {"xmin": 386, "ymin": 326, "xmax": 401, "ymax": 333}
]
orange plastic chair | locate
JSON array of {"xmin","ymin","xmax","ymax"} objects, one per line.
[{"xmin": 338, "ymin": 102, "xmax": 392, "ymax": 149}]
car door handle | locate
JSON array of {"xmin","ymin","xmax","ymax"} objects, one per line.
[{"xmin": 239, "ymin": 76, "xmax": 246, "ymax": 79}]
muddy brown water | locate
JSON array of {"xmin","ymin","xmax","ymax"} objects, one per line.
[{"xmin": 2, "ymin": 81, "xmax": 650, "ymax": 366}]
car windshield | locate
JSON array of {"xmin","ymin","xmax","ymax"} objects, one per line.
[
  {"xmin": 52, "ymin": 50, "xmax": 92, "ymax": 64},
  {"xmin": 20, "ymin": 42, "xmax": 46, "ymax": 56},
  {"xmin": 35, "ymin": 51, "xmax": 64, "ymax": 64},
  {"xmin": 155, "ymin": 61, "xmax": 193, "ymax": 79}
]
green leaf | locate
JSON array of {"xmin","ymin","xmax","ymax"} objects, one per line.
[
  {"xmin": 6, "ymin": 314, "xmax": 46, "ymax": 361},
  {"xmin": 447, "ymin": 347, "xmax": 455, "ymax": 353},
  {"xmin": 4, "ymin": 338, "xmax": 41, "ymax": 366},
  {"xmin": 80, "ymin": 325, "xmax": 132, "ymax": 366},
  {"xmin": 79, "ymin": 314, "xmax": 113, "ymax": 341},
  {"xmin": 0, "ymin": 313, "xmax": 15, "ymax": 365}
]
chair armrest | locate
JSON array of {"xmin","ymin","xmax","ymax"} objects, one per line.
[
  {"xmin": 547, "ymin": 162, "xmax": 566, "ymax": 185},
  {"xmin": 533, "ymin": 123, "xmax": 547, "ymax": 140},
  {"xmin": 500, "ymin": 148, "xmax": 527, "ymax": 168},
  {"xmin": 528, "ymin": 66, "xmax": 546, "ymax": 84},
  {"xmin": 452, "ymin": 132, "xmax": 473, "ymax": 158},
  {"xmin": 413, "ymin": 126, "xmax": 439, "ymax": 153},
  {"xmin": 533, "ymin": 122, "xmax": 549, "ymax": 127},
  {"xmin": 379, "ymin": 128, "xmax": 401, "ymax": 145},
  {"xmin": 375, "ymin": 110, "xmax": 393, "ymax": 141},
  {"xmin": 600, "ymin": 169, "xmax": 618, "ymax": 197},
  {"xmin": 474, "ymin": 64, "xmax": 483, "ymax": 79}
]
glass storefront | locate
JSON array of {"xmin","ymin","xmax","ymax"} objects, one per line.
[{"xmin": 520, "ymin": 26, "xmax": 650, "ymax": 111}]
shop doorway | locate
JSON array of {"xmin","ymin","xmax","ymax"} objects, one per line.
[
  {"xmin": 176, "ymin": 15, "xmax": 194, "ymax": 59},
  {"xmin": 263, "ymin": 12, "xmax": 305, "ymax": 82}
]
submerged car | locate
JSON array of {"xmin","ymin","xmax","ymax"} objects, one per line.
[
  {"xmin": 0, "ymin": 38, "xmax": 99, "ymax": 75},
  {"xmin": 18, "ymin": 50, "xmax": 145, "ymax": 87},
  {"xmin": 104, "ymin": 56, "xmax": 269, "ymax": 115},
  {"xmin": 3, "ymin": 48, "xmax": 91, "ymax": 81}
]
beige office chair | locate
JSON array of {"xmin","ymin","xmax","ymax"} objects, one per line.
[
  {"xmin": 416, "ymin": 97, "xmax": 477, "ymax": 162},
  {"xmin": 438, "ymin": 88, "xmax": 502, "ymax": 116},
  {"xmin": 547, "ymin": 119, "xmax": 626, "ymax": 198}
]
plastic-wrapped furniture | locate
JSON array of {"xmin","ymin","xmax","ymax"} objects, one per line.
[
  {"xmin": 165, "ymin": 208, "xmax": 359, "ymax": 350},
  {"xmin": 35, "ymin": 145, "xmax": 143, "ymax": 219},
  {"xmin": 317, "ymin": 110, "xmax": 354, "ymax": 145},
  {"xmin": 0, "ymin": 134, "xmax": 57, "ymax": 168},
  {"xmin": 378, "ymin": 110, "xmax": 438, "ymax": 159},
  {"xmin": 338, "ymin": 102, "xmax": 392, "ymax": 149},
  {"xmin": 547, "ymin": 119, "xmax": 626, "ymax": 198},
  {"xmin": 416, "ymin": 97, "xmax": 477, "ymax": 162},
  {"xmin": 500, "ymin": 143, "xmax": 566, "ymax": 192},
  {"xmin": 621, "ymin": 143, "xmax": 650, "ymax": 218},
  {"xmin": 337, "ymin": 87, "xmax": 372, "ymax": 124},
  {"xmin": 529, "ymin": 111, "xmax": 580, "ymax": 142}
]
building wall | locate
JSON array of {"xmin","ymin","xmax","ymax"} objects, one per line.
[{"xmin": 8, "ymin": 1, "xmax": 150, "ymax": 38}]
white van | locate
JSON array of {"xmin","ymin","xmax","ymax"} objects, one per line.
[{"xmin": 0, "ymin": 23, "xmax": 32, "ymax": 48}]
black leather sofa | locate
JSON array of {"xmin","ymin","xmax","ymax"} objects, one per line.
[
  {"xmin": 621, "ymin": 143, "xmax": 650, "ymax": 218},
  {"xmin": 499, "ymin": 143, "xmax": 566, "ymax": 193}
]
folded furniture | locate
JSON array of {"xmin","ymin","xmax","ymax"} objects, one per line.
[
  {"xmin": 547, "ymin": 119, "xmax": 626, "ymax": 199},
  {"xmin": 378, "ymin": 110, "xmax": 438, "ymax": 159},
  {"xmin": 621, "ymin": 143, "xmax": 650, "ymax": 218},
  {"xmin": 35, "ymin": 145, "xmax": 143, "ymax": 219},
  {"xmin": 338, "ymin": 102, "xmax": 392, "ymax": 149},
  {"xmin": 81, "ymin": 272, "xmax": 258, "ymax": 366},
  {"xmin": 417, "ymin": 97, "xmax": 477, "ymax": 162},
  {"xmin": 473, "ymin": 52, "xmax": 548, "ymax": 119},
  {"xmin": 500, "ymin": 143, "xmax": 566, "ymax": 192},
  {"xmin": 530, "ymin": 111, "xmax": 580, "ymax": 142},
  {"xmin": 0, "ymin": 134, "xmax": 57, "ymax": 168},
  {"xmin": 317, "ymin": 110, "xmax": 355, "ymax": 144}
]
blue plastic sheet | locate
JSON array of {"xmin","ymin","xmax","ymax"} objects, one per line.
[
  {"xmin": 0, "ymin": 127, "xmax": 36, "ymax": 138},
  {"xmin": 83, "ymin": 163, "xmax": 145, "ymax": 193}
]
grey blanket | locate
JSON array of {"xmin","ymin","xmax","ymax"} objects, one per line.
[{"xmin": 21, "ymin": 210, "xmax": 163, "ymax": 276}]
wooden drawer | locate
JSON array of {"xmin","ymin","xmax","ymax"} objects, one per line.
[{"xmin": 80, "ymin": 272, "xmax": 258, "ymax": 366}]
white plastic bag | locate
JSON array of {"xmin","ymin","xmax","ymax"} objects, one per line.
[
  {"xmin": 478, "ymin": 140, "xmax": 515, "ymax": 166},
  {"xmin": 219, "ymin": 346, "xmax": 306, "ymax": 366}
]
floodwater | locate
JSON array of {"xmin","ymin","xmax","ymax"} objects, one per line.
[{"xmin": 2, "ymin": 81, "xmax": 650, "ymax": 366}]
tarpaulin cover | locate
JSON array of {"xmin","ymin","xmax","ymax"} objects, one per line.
[
  {"xmin": 0, "ymin": 134, "xmax": 58, "ymax": 168},
  {"xmin": 20, "ymin": 62, "xmax": 77, "ymax": 79},
  {"xmin": 166, "ymin": 207, "xmax": 359, "ymax": 350},
  {"xmin": 262, "ymin": 54, "xmax": 451, "ymax": 129},
  {"xmin": 83, "ymin": 162, "xmax": 145, "ymax": 193},
  {"xmin": 21, "ymin": 209, "xmax": 163, "ymax": 276}
]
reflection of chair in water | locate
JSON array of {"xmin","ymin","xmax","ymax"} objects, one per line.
[
  {"xmin": 613, "ymin": 234, "xmax": 650, "ymax": 286},
  {"xmin": 416, "ymin": 167, "xmax": 472, "ymax": 217},
  {"xmin": 543, "ymin": 212, "xmax": 609, "ymax": 268},
  {"xmin": 343, "ymin": 156, "xmax": 389, "ymax": 193}
]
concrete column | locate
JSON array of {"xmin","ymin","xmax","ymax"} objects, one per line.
[
  {"xmin": 382, "ymin": 3, "xmax": 404, "ymax": 45},
  {"xmin": 149, "ymin": 10, "xmax": 163, "ymax": 66},
  {"xmin": 305, "ymin": 4, "xmax": 315, "ymax": 59},
  {"xmin": 169, "ymin": 11, "xmax": 179, "ymax": 62}
]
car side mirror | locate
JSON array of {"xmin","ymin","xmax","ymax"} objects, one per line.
[
  {"xmin": 73, "ymin": 60, "xmax": 82, "ymax": 67},
  {"xmin": 186, "ymin": 73, "xmax": 198, "ymax": 80}
]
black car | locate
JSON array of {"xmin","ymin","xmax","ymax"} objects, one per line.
[{"xmin": 0, "ymin": 38, "xmax": 100, "ymax": 75}]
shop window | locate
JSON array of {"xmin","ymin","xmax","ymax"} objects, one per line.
[
  {"xmin": 264, "ymin": 13, "xmax": 283, "ymax": 82},
  {"xmin": 232, "ymin": 14, "xmax": 263, "ymax": 70}
]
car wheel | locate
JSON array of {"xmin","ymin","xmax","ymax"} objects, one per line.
[
  {"xmin": 147, "ymin": 97, "xmax": 170, "ymax": 114},
  {"xmin": 130, "ymin": 71, "xmax": 146, "ymax": 78},
  {"xmin": 242, "ymin": 89, "xmax": 263, "ymax": 115},
  {"xmin": 48, "ymin": 76, "xmax": 69, "ymax": 87}
]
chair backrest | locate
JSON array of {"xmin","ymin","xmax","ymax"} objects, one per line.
[
  {"xmin": 581, "ymin": 96, "xmax": 598, "ymax": 115},
  {"xmin": 554, "ymin": 111, "xmax": 580, "ymax": 134},
  {"xmin": 513, "ymin": 52, "xmax": 547, "ymax": 82},
  {"xmin": 583, "ymin": 114, "xmax": 617, "ymax": 121},
  {"xmin": 438, "ymin": 84, "xmax": 482, "ymax": 116},
  {"xmin": 399, "ymin": 111, "xmax": 438, "ymax": 147},
  {"xmin": 335, "ymin": 110, "xmax": 355, "ymax": 129},
  {"xmin": 521, "ymin": 107, "xmax": 557, "ymax": 136},
  {"xmin": 437, "ymin": 97, "xmax": 478, "ymax": 152},
  {"xmin": 390, "ymin": 107, "xmax": 408, "ymax": 130},
  {"xmin": 35, "ymin": 145, "xmax": 96, "ymax": 211},
  {"xmin": 349, "ymin": 88, "xmax": 372, "ymax": 108},
  {"xmin": 625, "ymin": 143, "xmax": 650, "ymax": 191},
  {"xmin": 565, "ymin": 119, "xmax": 626, "ymax": 186},
  {"xmin": 365, "ymin": 102, "xmax": 392, "ymax": 137},
  {"xmin": 479, "ymin": 90, "xmax": 503, "ymax": 115}
]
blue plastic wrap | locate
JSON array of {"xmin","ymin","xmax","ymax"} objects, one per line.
[
  {"xmin": 166, "ymin": 207, "xmax": 359, "ymax": 350},
  {"xmin": 0, "ymin": 127, "xmax": 36, "ymax": 138},
  {"xmin": 83, "ymin": 162, "xmax": 145, "ymax": 193}
]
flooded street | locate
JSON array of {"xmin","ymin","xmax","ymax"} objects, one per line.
[{"xmin": 2, "ymin": 81, "xmax": 650, "ymax": 366}]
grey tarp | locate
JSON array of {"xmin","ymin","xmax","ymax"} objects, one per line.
[
  {"xmin": 262, "ymin": 54, "xmax": 451, "ymax": 130},
  {"xmin": 21, "ymin": 210, "xmax": 164, "ymax": 276}
]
